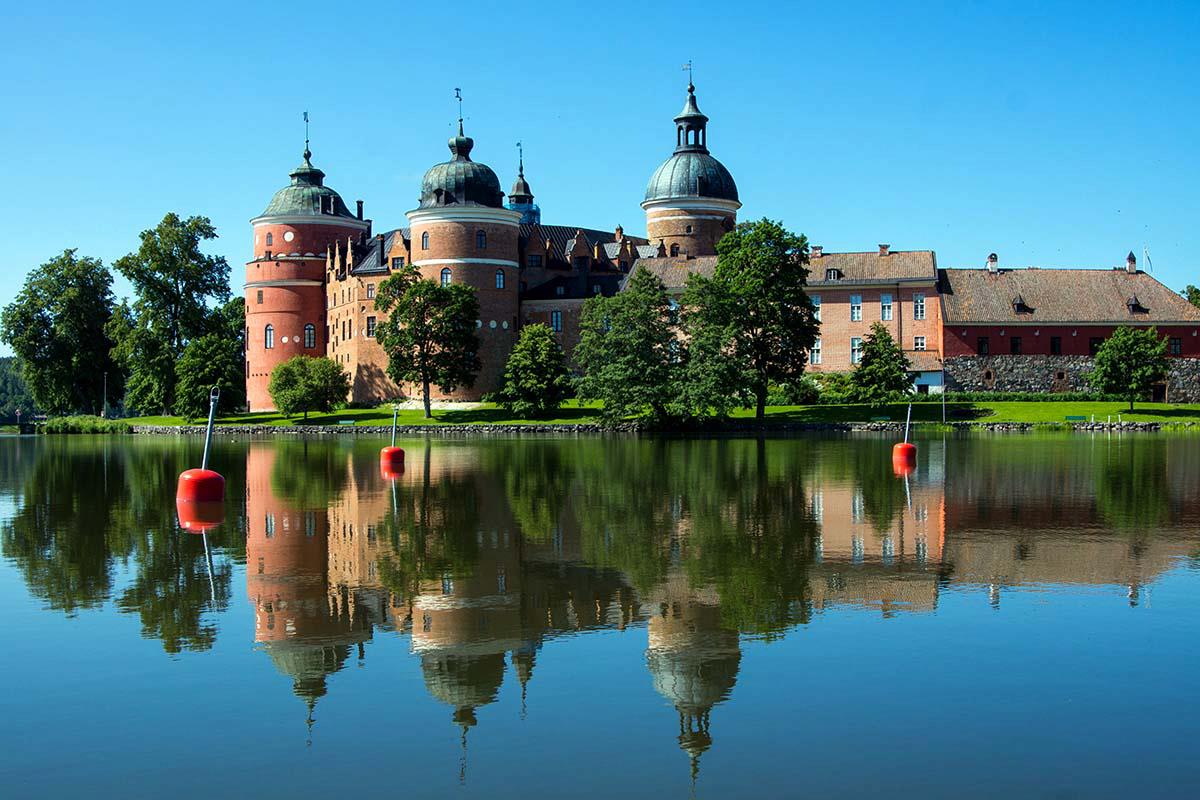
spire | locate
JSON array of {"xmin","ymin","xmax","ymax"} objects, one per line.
[
  {"xmin": 448, "ymin": 87, "xmax": 474, "ymax": 160},
  {"xmin": 673, "ymin": 75, "xmax": 710, "ymax": 155},
  {"xmin": 291, "ymin": 110, "xmax": 326, "ymax": 186},
  {"xmin": 507, "ymin": 140, "xmax": 540, "ymax": 223}
]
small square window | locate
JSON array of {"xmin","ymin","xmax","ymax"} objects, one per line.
[
  {"xmin": 1010, "ymin": 336, "xmax": 1022, "ymax": 354},
  {"xmin": 914, "ymin": 336, "xmax": 926, "ymax": 351},
  {"xmin": 1050, "ymin": 336, "xmax": 1062, "ymax": 355},
  {"xmin": 1169, "ymin": 337, "xmax": 1182, "ymax": 355}
]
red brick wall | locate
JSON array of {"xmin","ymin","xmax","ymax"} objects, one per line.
[
  {"xmin": 645, "ymin": 208, "xmax": 733, "ymax": 258},
  {"xmin": 945, "ymin": 324, "xmax": 1200, "ymax": 357},
  {"xmin": 807, "ymin": 283, "xmax": 942, "ymax": 370}
]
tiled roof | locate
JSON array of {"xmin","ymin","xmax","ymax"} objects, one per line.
[
  {"xmin": 520, "ymin": 224, "xmax": 646, "ymax": 267},
  {"xmin": 624, "ymin": 256, "xmax": 719, "ymax": 291},
  {"xmin": 940, "ymin": 268, "xmax": 1200, "ymax": 324},
  {"xmin": 906, "ymin": 351, "xmax": 944, "ymax": 372},
  {"xmin": 807, "ymin": 250, "xmax": 937, "ymax": 286}
]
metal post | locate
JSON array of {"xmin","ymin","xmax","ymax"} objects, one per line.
[
  {"xmin": 391, "ymin": 405, "xmax": 399, "ymax": 447},
  {"xmin": 201, "ymin": 386, "xmax": 220, "ymax": 471},
  {"xmin": 102, "ymin": 372, "xmax": 107, "ymax": 418},
  {"xmin": 904, "ymin": 403, "xmax": 912, "ymax": 444}
]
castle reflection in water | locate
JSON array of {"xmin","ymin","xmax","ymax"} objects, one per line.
[{"xmin": 241, "ymin": 436, "xmax": 1200, "ymax": 776}]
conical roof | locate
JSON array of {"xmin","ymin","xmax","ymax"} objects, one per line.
[{"xmin": 260, "ymin": 148, "xmax": 357, "ymax": 219}]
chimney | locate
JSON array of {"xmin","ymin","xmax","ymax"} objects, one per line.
[
  {"xmin": 811, "ymin": 245, "xmax": 823, "ymax": 259},
  {"xmin": 356, "ymin": 200, "xmax": 364, "ymax": 220},
  {"xmin": 986, "ymin": 252, "xmax": 999, "ymax": 273},
  {"xmin": 614, "ymin": 225, "xmax": 624, "ymax": 242},
  {"xmin": 376, "ymin": 233, "xmax": 385, "ymax": 265},
  {"xmin": 878, "ymin": 244, "xmax": 891, "ymax": 257},
  {"xmin": 1126, "ymin": 250, "xmax": 1137, "ymax": 274}
]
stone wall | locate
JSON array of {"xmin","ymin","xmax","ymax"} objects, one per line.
[{"xmin": 944, "ymin": 355, "xmax": 1200, "ymax": 402}]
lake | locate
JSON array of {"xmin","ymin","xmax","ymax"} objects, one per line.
[{"xmin": 1, "ymin": 433, "xmax": 1198, "ymax": 799}]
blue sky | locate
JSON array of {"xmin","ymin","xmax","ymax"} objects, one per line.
[{"xmin": 2, "ymin": 0, "xmax": 1198, "ymax": 353}]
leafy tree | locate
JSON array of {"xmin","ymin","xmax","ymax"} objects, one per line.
[
  {"xmin": 682, "ymin": 218, "xmax": 819, "ymax": 419},
  {"xmin": 175, "ymin": 335, "xmax": 246, "ymax": 422},
  {"xmin": 0, "ymin": 249, "xmax": 123, "ymax": 414},
  {"xmin": 268, "ymin": 355, "xmax": 350, "ymax": 420},
  {"xmin": 493, "ymin": 323, "xmax": 572, "ymax": 418},
  {"xmin": 108, "ymin": 213, "xmax": 231, "ymax": 414},
  {"xmin": 1184, "ymin": 285, "xmax": 1200, "ymax": 309},
  {"xmin": 850, "ymin": 322, "xmax": 913, "ymax": 406},
  {"xmin": 1086, "ymin": 326, "xmax": 1169, "ymax": 411},
  {"xmin": 576, "ymin": 267, "xmax": 680, "ymax": 422},
  {"xmin": 373, "ymin": 266, "xmax": 481, "ymax": 418},
  {"xmin": 0, "ymin": 357, "xmax": 38, "ymax": 422}
]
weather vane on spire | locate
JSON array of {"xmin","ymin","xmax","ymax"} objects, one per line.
[
  {"xmin": 303, "ymin": 110, "xmax": 310, "ymax": 155},
  {"xmin": 682, "ymin": 60, "xmax": 694, "ymax": 87},
  {"xmin": 516, "ymin": 140, "xmax": 524, "ymax": 175},
  {"xmin": 454, "ymin": 87, "xmax": 464, "ymax": 134}
]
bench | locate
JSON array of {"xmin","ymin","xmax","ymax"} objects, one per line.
[
  {"xmin": 337, "ymin": 420, "xmax": 356, "ymax": 426},
  {"xmin": 1065, "ymin": 415, "xmax": 1087, "ymax": 422}
]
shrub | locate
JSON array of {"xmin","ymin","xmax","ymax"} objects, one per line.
[
  {"xmin": 42, "ymin": 415, "xmax": 131, "ymax": 434},
  {"xmin": 766, "ymin": 376, "xmax": 820, "ymax": 406},
  {"xmin": 940, "ymin": 390, "xmax": 1124, "ymax": 403},
  {"xmin": 492, "ymin": 324, "xmax": 573, "ymax": 418},
  {"xmin": 268, "ymin": 356, "xmax": 351, "ymax": 420}
]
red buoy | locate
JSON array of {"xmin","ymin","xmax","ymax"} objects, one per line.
[
  {"xmin": 380, "ymin": 405, "xmax": 405, "ymax": 478},
  {"xmin": 176, "ymin": 498, "xmax": 225, "ymax": 532},
  {"xmin": 892, "ymin": 441, "xmax": 917, "ymax": 475},
  {"xmin": 176, "ymin": 387, "xmax": 225, "ymax": 503}
]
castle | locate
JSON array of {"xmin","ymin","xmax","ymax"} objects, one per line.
[{"xmin": 244, "ymin": 83, "xmax": 1200, "ymax": 411}]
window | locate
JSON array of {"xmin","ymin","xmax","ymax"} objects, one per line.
[
  {"xmin": 265, "ymin": 232, "xmax": 273, "ymax": 246},
  {"xmin": 850, "ymin": 294, "xmax": 862, "ymax": 321},
  {"xmin": 366, "ymin": 283, "xmax": 375, "ymax": 299},
  {"xmin": 303, "ymin": 324, "xmax": 315, "ymax": 349},
  {"xmin": 825, "ymin": 268, "xmax": 839, "ymax": 281},
  {"xmin": 914, "ymin": 335, "xmax": 926, "ymax": 351},
  {"xmin": 1050, "ymin": 336, "xmax": 1062, "ymax": 355},
  {"xmin": 265, "ymin": 251, "xmax": 272, "ymax": 260},
  {"xmin": 977, "ymin": 336, "xmax": 989, "ymax": 355},
  {"xmin": 685, "ymin": 224, "xmax": 693, "ymax": 234},
  {"xmin": 550, "ymin": 311, "xmax": 562, "ymax": 332},
  {"xmin": 810, "ymin": 337, "xmax": 822, "ymax": 365},
  {"xmin": 593, "ymin": 284, "xmax": 601, "ymax": 295},
  {"xmin": 256, "ymin": 289, "xmax": 263, "ymax": 305},
  {"xmin": 527, "ymin": 254, "xmax": 542, "ymax": 268},
  {"xmin": 1170, "ymin": 337, "xmax": 1182, "ymax": 355},
  {"xmin": 670, "ymin": 243, "xmax": 680, "ymax": 257},
  {"xmin": 881, "ymin": 293, "xmax": 893, "ymax": 321},
  {"xmin": 391, "ymin": 256, "xmax": 405, "ymax": 269},
  {"xmin": 495, "ymin": 269, "xmax": 505, "ymax": 289},
  {"xmin": 811, "ymin": 295, "xmax": 821, "ymax": 321},
  {"xmin": 850, "ymin": 337, "xmax": 863, "ymax": 364},
  {"xmin": 913, "ymin": 292, "xmax": 926, "ymax": 320},
  {"xmin": 1010, "ymin": 336, "xmax": 1022, "ymax": 354},
  {"xmin": 366, "ymin": 316, "xmax": 376, "ymax": 338},
  {"xmin": 440, "ymin": 268, "xmax": 452, "ymax": 286},
  {"xmin": 264, "ymin": 324, "xmax": 274, "ymax": 349},
  {"xmin": 476, "ymin": 230, "xmax": 487, "ymax": 249},
  {"xmin": 1089, "ymin": 337, "xmax": 1104, "ymax": 356},
  {"xmin": 555, "ymin": 285, "xmax": 565, "ymax": 296},
  {"xmin": 421, "ymin": 232, "xmax": 429, "ymax": 250}
]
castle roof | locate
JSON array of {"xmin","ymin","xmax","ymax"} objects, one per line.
[
  {"xmin": 807, "ymin": 250, "xmax": 938, "ymax": 285},
  {"xmin": 417, "ymin": 123, "xmax": 505, "ymax": 209},
  {"xmin": 645, "ymin": 82, "xmax": 739, "ymax": 204},
  {"xmin": 940, "ymin": 267, "xmax": 1200, "ymax": 324},
  {"xmin": 260, "ymin": 149, "xmax": 358, "ymax": 220}
]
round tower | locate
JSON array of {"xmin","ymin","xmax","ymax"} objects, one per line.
[
  {"xmin": 406, "ymin": 121, "xmax": 521, "ymax": 399},
  {"xmin": 643, "ymin": 81, "xmax": 741, "ymax": 258},
  {"xmin": 246, "ymin": 146, "xmax": 369, "ymax": 411}
]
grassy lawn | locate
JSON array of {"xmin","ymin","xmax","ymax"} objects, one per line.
[{"xmin": 120, "ymin": 399, "xmax": 1200, "ymax": 428}]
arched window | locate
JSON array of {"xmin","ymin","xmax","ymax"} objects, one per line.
[
  {"xmin": 476, "ymin": 230, "xmax": 487, "ymax": 249},
  {"xmin": 495, "ymin": 269, "xmax": 505, "ymax": 289},
  {"xmin": 441, "ymin": 268, "xmax": 452, "ymax": 286},
  {"xmin": 669, "ymin": 243, "xmax": 680, "ymax": 257},
  {"xmin": 421, "ymin": 232, "xmax": 430, "ymax": 250},
  {"xmin": 303, "ymin": 324, "xmax": 315, "ymax": 349},
  {"xmin": 264, "ymin": 324, "xmax": 274, "ymax": 349},
  {"xmin": 265, "ymin": 232, "xmax": 273, "ymax": 246}
]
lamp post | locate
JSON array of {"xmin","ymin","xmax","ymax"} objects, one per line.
[{"xmin": 102, "ymin": 372, "xmax": 107, "ymax": 418}]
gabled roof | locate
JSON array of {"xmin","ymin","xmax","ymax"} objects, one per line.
[
  {"xmin": 807, "ymin": 250, "xmax": 937, "ymax": 286},
  {"xmin": 623, "ymin": 256, "xmax": 719, "ymax": 292},
  {"xmin": 349, "ymin": 229, "xmax": 403, "ymax": 275},
  {"xmin": 519, "ymin": 224, "xmax": 647, "ymax": 268},
  {"xmin": 940, "ymin": 267, "xmax": 1200, "ymax": 324}
]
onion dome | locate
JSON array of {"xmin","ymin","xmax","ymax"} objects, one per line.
[
  {"xmin": 418, "ymin": 123, "xmax": 505, "ymax": 209},
  {"xmin": 420, "ymin": 652, "xmax": 506, "ymax": 722},
  {"xmin": 260, "ymin": 148, "xmax": 357, "ymax": 218},
  {"xmin": 644, "ymin": 83, "xmax": 739, "ymax": 203}
]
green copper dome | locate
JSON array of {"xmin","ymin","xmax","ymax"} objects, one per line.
[
  {"xmin": 644, "ymin": 83, "xmax": 739, "ymax": 204},
  {"xmin": 418, "ymin": 125, "xmax": 505, "ymax": 209},
  {"xmin": 260, "ymin": 149, "xmax": 357, "ymax": 219}
]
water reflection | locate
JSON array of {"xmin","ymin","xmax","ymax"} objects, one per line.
[{"xmin": 3, "ymin": 433, "xmax": 1200, "ymax": 785}]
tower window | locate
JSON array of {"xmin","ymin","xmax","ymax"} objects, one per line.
[
  {"xmin": 264, "ymin": 324, "xmax": 274, "ymax": 350},
  {"xmin": 256, "ymin": 289, "xmax": 263, "ymax": 305},
  {"xmin": 421, "ymin": 232, "xmax": 430, "ymax": 250},
  {"xmin": 495, "ymin": 269, "xmax": 505, "ymax": 289},
  {"xmin": 685, "ymin": 225, "xmax": 693, "ymax": 234},
  {"xmin": 366, "ymin": 316, "xmax": 376, "ymax": 338},
  {"xmin": 550, "ymin": 311, "xmax": 562, "ymax": 332},
  {"xmin": 669, "ymin": 243, "xmax": 680, "ymax": 257},
  {"xmin": 476, "ymin": 230, "xmax": 487, "ymax": 249},
  {"xmin": 440, "ymin": 268, "xmax": 452, "ymax": 286},
  {"xmin": 265, "ymin": 232, "xmax": 273, "ymax": 246},
  {"xmin": 303, "ymin": 324, "xmax": 315, "ymax": 349}
]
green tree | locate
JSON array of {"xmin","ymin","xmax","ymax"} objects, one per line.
[
  {"xmin": 576, "ymin": 267, "xmax": 680, "ymax": 423},
  {"xmin": 850, "ymin": 322, "xmax": 913, "ymax": 406},
  {"xmin": 108, "ymin": 213, "xmax": 231, "ymax": 414},
  {"xmin": 1086, "ymin": 326, "xmax": 1169, "ymax": 411},
  {"xmin": 493, "ymin": 323, "xmax": 572, "ymax": 418},
  {"xmin": 1184, "ymin": 285, "xmax": 1200, "ymax": 309},
  {"xmin": 373, "ymin": 266, "xmax": 481, "ymax": 419},
  {"xmin": 0, "ymin": 249, "xmax": 123, "ymax": 414},
  {"xmin": 0, "ymin": 357, "xmax": 38, "ymax": 422},
  {"xmin": 268, "ymin": 356, "xmax": 350, "ymax": 420},
  {"xmin": 175, "ymin": 335, "xmax": 246, "ymax": 422},
  {"xmin": 682, "ymin": 218, "xmax": 819, "ymax": 420}
]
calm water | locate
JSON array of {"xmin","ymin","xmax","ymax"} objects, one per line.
[{"xmin": 1, "ymin": 433, "xmax": 1199, "ymax": 799}]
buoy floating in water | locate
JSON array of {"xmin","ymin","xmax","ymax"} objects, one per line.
[
  {"xmin": 177, "ymin": 386, "xmax": 225, "ymax": 505},
  {"xmin": 892, "ymin": 403, "xmax": 917, "ymax": 475},
  {"xmin": 380, "ymin": 405, "xmax": 405, "ymax": 478},
  {"xmin": 176, "ymin": 499, "xmax": 225, "ymax": 532}
]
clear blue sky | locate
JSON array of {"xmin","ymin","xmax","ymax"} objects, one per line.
[{"xmin": 2, "ymin": 0, "xmax": 1198, "ymax": 354}]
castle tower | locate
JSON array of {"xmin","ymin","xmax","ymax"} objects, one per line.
[
  {"xmin": 643, "ymin": 81, "xmax": 740, "ymax": 258},
  {"xmin": 506, "ymin": 146, "xmax": 540, "ymax": 224},
  {"xmin": 245, "ymin": 145, "xmax": 369, "ymax": 411},
  {"xmin": 406, "ymin": 117, "xmax": 521, "ymax": 398}
]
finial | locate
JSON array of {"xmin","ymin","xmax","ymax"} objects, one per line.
[
  {"xmin": 517, "ymin": 141, "xmax": 524, "ymax": 177},
  {"xmin": 303, "ymin": 110, "xmax": 311, "ymax": 159},
  {"xmin": 682, "ymin": 60, "xmax": 694, "ymax": 91},
  {"xmin": 454, "ymin": 87, "xmax": 464, "ymax": 135}
]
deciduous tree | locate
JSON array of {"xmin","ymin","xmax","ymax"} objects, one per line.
[
  {"xmin": 1087, "ymin": 326, "xmax": 1169, "ymax": 411},
  {"xmin": 268, "ymin": 356, "xmax": 350, "ymax": 420},
  {"xmin": 374, "ymin": 267, "xmax": 481, "ymax": 419},
  {"xmin": 850, "ymin": 323, "xmax": 913, "ymax": 407},
  {"xmin": 493, "ymin": 323, "xmax": 572, "ymax": 418}
]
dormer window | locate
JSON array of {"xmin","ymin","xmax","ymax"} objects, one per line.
[
  {"xmin": 1012, "ymin": 294, "xmax": 1032, "ymax": 313},
  {"xmin": 1126, "ymin": 294, "xmax": 1147, "ymax": 313},
  {"xmin": 825, "ymin": 268, "xmax": 841, "ymax": 281}
]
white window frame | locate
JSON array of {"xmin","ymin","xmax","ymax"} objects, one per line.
[
  {"xmin": 880, "ymin": 293, "xmax": 893, "ymax": 321},
  {"xmin": 850, "ymin": 336, "xmax": 863, "ymax": 364},
  {"xmin": 913, "ymin": 292, "xmax": 926, "ymax": 320},
  {"xmin": 810, "ymin": 337, "xmax": 822, "ymax": 365},
  {"xmin": 550, "ymin": 310, "xmax": 562, "ymax": 332},
  {"xmin": 811, "ymin": 295, "xmax": 821, "ymax": 321},
  {"xmin": 914, "ymin": 335, "xmax": 926, "ymax": 351},
  {"xmin": 850, "ymin": 294, "xmax": 862, "ymax": 322},
  {"xmin": 440, "ymin": 268, "xmax": 452, "ymax": 286}
]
